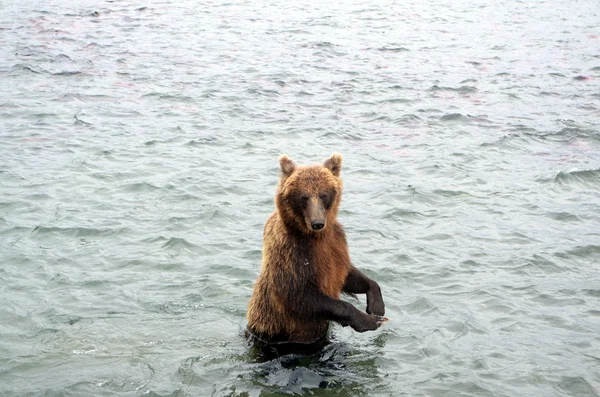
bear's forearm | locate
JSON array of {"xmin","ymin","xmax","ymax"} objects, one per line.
[
  {"xmin": 285, "ymin": 283, "xmax": 361, "ymax": 324},
  {"xmin": 343, "ymin": 266, "xmax": 375, "ymax": 294},
  {"xmin": 342, "ymin": 267, "xmax": 385, "ymax": 316},
  {"xmin": 294, "ymin": 290, "xmax": 385, "ymax": 332}
]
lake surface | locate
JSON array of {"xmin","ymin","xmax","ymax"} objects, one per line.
[{"xmin": 1, "ymin": 0, "xmax": 599, "ymax": 395}]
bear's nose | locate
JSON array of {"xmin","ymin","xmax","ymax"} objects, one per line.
[{"xmin": 311, "ymin": 221, "xmax": 325, "ymax": 230}]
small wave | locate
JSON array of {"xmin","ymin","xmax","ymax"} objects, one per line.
[
  {"xmin": 9, "ymin": 63, "xmax": 45, "ymax": 74},
  {"xmin": 377, "ymin": 46, "xmax": 410, "ymax": 52},
  {"xmin": 532, "ymin": 294, "xmax": 585, "ymax": 307},
  {"xmin": 31, "ymin": 225, "xmax": 129, "ymax": 238},
  {"xmin": 401, "ymin": 297, "xmax": 438, "ymax": 314},
  {"xmin": 544, "ymin": 212, "xmax": 581, "ymax": 222},
  {"xmin": 161, "ymin": 237, "xmax": 199, "ymax": 250},
  {"xmin": 418, "ymin": 233, "xmax": 453, "ymax": 241},
  {"xmin": 554, "ymin": 168, "xmax": 600, "ymax": 186},
  {"xmin": 583, "ymin": 289, "xmax": 600, "ymax": 298},
  {"xmin": 556, "ymin": 245, "xmax": 600, "ymax": 259},
  {"xmin": 384, "ymin": 208, "xmax": 425, "ymax": 221},
  {"xmin": 440, "ymin": 113, "xmax": 471, "ymax": 123},
  {"xmin": 433, "ymin": 188, "xmax": 472, "ymax": 197},
  {"xmin": 379, "ymin": 97, "xmax": 411, "ymax": 104},
  {"xmin": 558, "ymin": 376, "xmax": 598, "ymax": 396},
  {"xmin": 186, "ymin": 134, "xmax": 220, "ymax": 147},
  {"xmin": 120, "ymin": 181, "xmax": 161, "ymax": 192},
  {"xmin": 541, "ymin": 127, "xmax": 600, "ymax": 142},
  {"xmin": 428, "ymin": 85, "xmax": 477, "ymax": 93},
  {"xmin": 143, "ymin": 136, "xmax": 183, "ymax": 146},
  {"xmin": 539, "ymin": 91, "xmax": 561, "ymax": 96},
  {"xmin": 393, "ymin": 113, "xmax": 422, "ymax": 125},
  {"xmin": 142, "ymin": 92, "xmax": 195, "ymax": 102},
  {"xmin": 302, "ymin": 41, "xmax": 336, "ymax": 48},
  {"xmin": 485, "ymin": 127, "xmax": 599, "ymax": 149},
  {"xmin": 245, "ymin": 87, "xmax": 281, "ymax": 97},
  {"xmin": 53, "ymin": 93, "xmax": 114, "ymax": 102},
  {"xmin": 51, "ymin": 70, "xmax": 83, "ymax": 76},
  {"xmin": 74, "ymin": 112, "xmax": 92, "ymax": 125}
]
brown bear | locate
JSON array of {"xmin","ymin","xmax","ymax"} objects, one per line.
[{"xmin": 246, "ymin": 153, "xmax": 387, "ymax": 348}]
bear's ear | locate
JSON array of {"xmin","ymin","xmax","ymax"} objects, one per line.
[
  {"xmin": 278, "ymin": 154, "xmax": 296, "ymax": 177},
  {"xmin": 323, "ymin": 153, "xmax": 342, "ymax": 177}
]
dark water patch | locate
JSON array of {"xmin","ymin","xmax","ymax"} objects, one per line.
[
  {"xmin": 582, "ymin": 289, "xmax": 600, "ymax": 298},
  {"xmin": 544, "ymin": 211, "xmax": 581, "ymax": 222},
  {"xmin": 418, "ymin": 233, "xmax": 454, "ymax": 241},
  {"xmin": 557, "ymin": 376, "xmax": 599, "ymax": 397},
  {"xmin": 555, "ymin": 245, "xmax": 600, "ymax": 259},
  {"xmin": 532, "ymin": 294, "xmax": 586, "ymax": 307},
  {"xmin": 51, "ymin": 70, "xmax": 84, "ymax": 76}
]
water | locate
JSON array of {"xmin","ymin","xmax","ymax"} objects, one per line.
[{"xmin": 1, "ymin": 0, "xmax": 599, "ymax": 395}]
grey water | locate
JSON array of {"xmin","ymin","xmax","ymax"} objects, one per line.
[{"xmin": 1, "ymin": 0, "xmax": 599, "ymax": 395}]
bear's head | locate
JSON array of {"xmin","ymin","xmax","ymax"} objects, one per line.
[{"xmin": 275, "ymin": 153, "xmax": 343, "ymax": 234}]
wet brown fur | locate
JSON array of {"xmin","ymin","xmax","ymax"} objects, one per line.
[{"xmin": 247, "ymin": 154, "xmax": 386, "ymax": 343}]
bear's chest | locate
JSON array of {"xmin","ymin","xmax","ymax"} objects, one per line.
[{"xmin": 311, "ymin": 238, "xmax": 350, "ymax": 299}]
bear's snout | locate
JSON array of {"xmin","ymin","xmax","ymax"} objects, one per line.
[{"xmin": 306, "ymin": 198, "xmax": 326, "ymax": 232}]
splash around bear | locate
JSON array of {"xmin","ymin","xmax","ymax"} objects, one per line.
[{"xmin": 246, "ymin": 153, "xmax": 387, "ymax": 350}]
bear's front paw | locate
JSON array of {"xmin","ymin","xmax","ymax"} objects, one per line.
[
  {"xmin": 367, "ymin": 298, "xmax": 385, "ymax": 316},
  {"xmin": 366, "ymin": 285, "xmax": 385, "ymax": 316},
  {"xmin": 351, "ymin": 312, "xmax": 388, "ymax": 333}
]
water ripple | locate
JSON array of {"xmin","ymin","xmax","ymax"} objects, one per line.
[{"xmin": 1, "ymin": 0, "xmax": 600, "ymax": 396}]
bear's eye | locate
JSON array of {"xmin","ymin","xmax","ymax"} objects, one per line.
[
  {"xmin": 300, "ymin": 195, "xmax": 309, "ymax": 202},
  {"xmin": 320, "ymin": 190, "xmax": 335, "ymax": 208}
]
